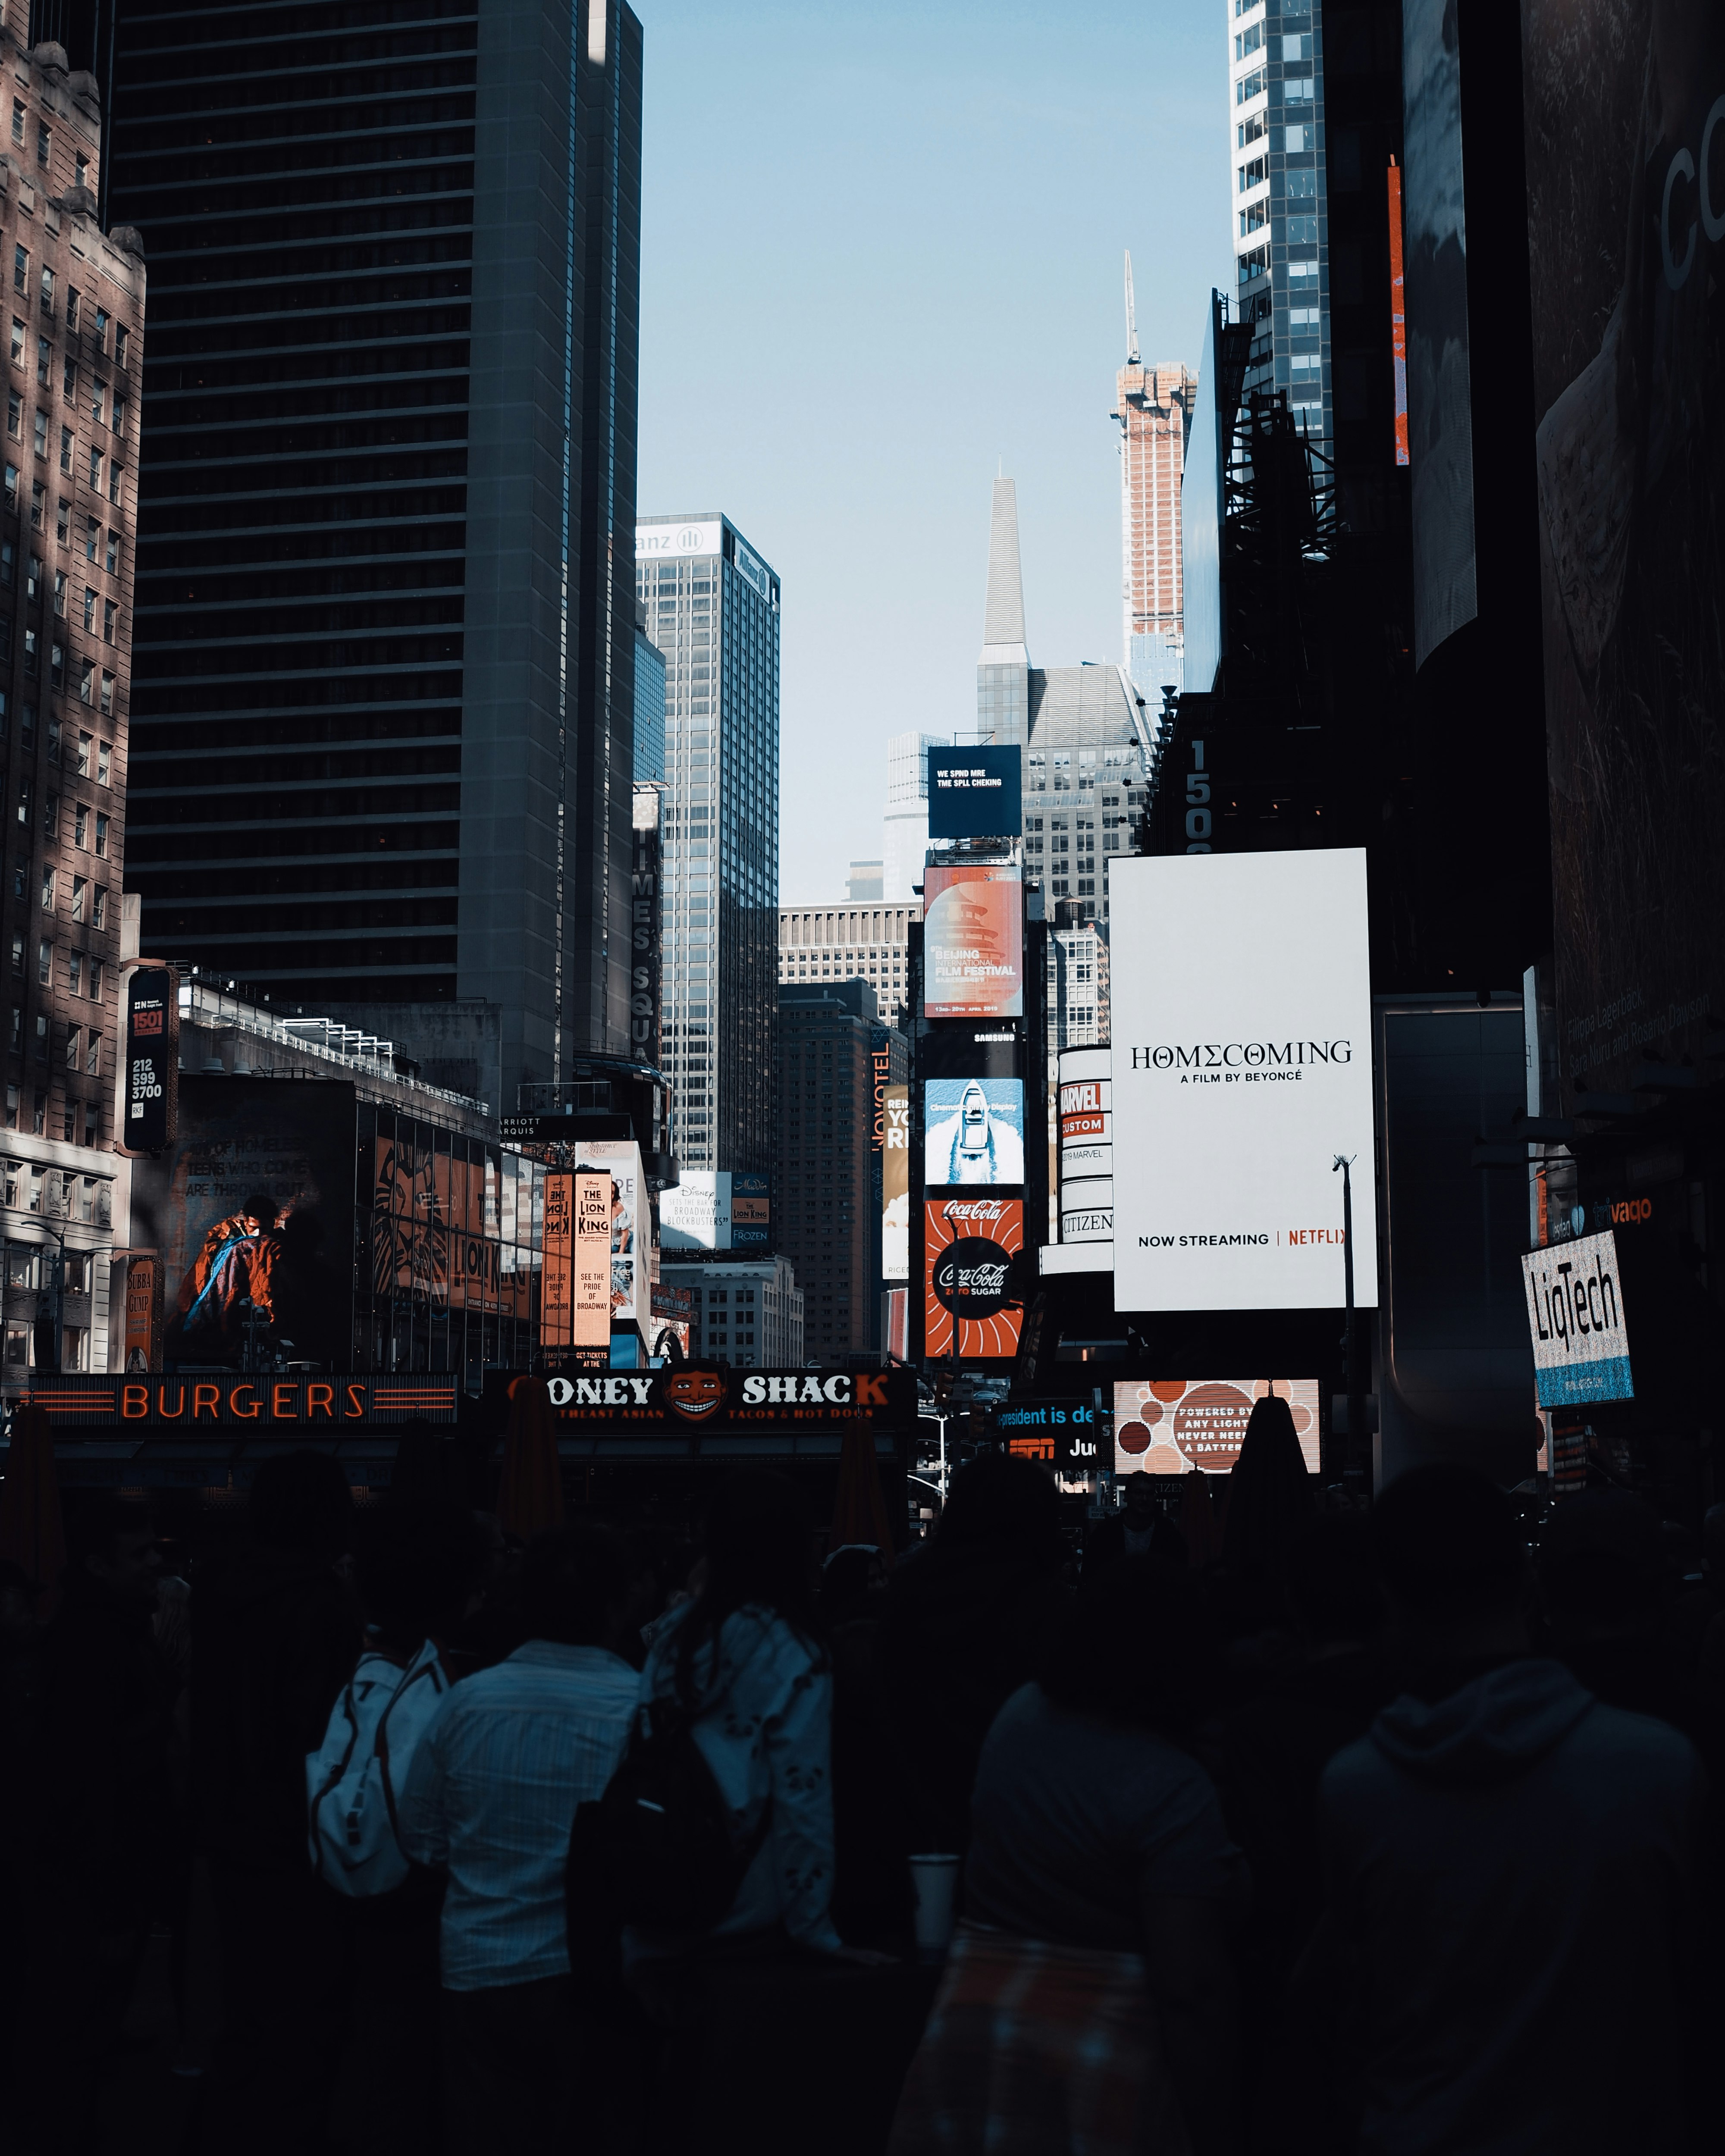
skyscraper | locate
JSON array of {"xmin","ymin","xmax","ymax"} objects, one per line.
[
  {"xmin": 1115, "ymin": 253, "xmax": 1197, "ymax": 699},
  {"xmin": 1230, "ymin": 0, "xmax": 1330, "ymax": 458},
  {"xmin": 0, "ymin": 32, "xmax": 142, "ymax": 1384},
  {"xmin": 102, "ymin": 0, "xmax": 643, "ymax": 1109},
  {"xmin": 777, "ymin": 899, "xmax": 919, "ymax": 1028},
  {"xmin": 882, "ymin": 728, "xmax": 946, "ymax": 902},
  {"xmin": 633, "ymin": 600, "xmax": 665, "ymax": 785},
  {"xmin": 635, "ymin": 514, "xmax": 778, "ymax": 1179}
]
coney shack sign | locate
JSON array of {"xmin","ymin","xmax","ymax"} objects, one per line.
[{"xmin": 544, "ymin": 1365, "xmax": 918, "ymax": 1431}]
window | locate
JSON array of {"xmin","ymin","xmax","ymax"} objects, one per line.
[
  {"xmin": 9, "ymin": 100, "xmax": 20, "ymax": 147},
  {"xmin": 3, "ymin": 1323, "xmax": 27, "ymax": 1369},
  {"xmin": 5, "ymin": 389, "xmax": 15, "ymax": 438},
  {"xmin": 97, "ymin": 741, "xmax": 109, "ymax": 785},
  {"xmin": 36, "ymin": 939, "xmax": 49, "ymax": 984},
  {"xmin": 22, "ymin": 628, "xmax": 35, "ymax": 678},
  {"xmin": 61, "ymin": 1327, "xmax": 85, "ymax": 1373},
  {"xmin": 65, "ymin": 1020, "xmax": 78, "ymax": 1063},
  {"xmin": 2, "ymin": 1088, "xmax": 12, "ymax": 1130},
  {"xmin": 92, "ymin": 888, "xmax": 105, "ymax": 931},
  {"xmin": 65, "ymin": 289, "xmax": 79, "ymax": 333},
  {"xmin": 1240, "ymin": 200, "xmax": 1268, "ymax": 235},
  {"xmin": 1234, "ymin": 20, "xmax": 1262, "ymax": 56},
  {"xmin": 1286, "ymin": 74, "xmax": 1314, "ymax": 102},
  {"xmin": 2, "ymin": 464, "xmax": 12, "ymax": 509},
  {"xmin": 7, "ymin": 318, "xmax": 19, "ymax": 364},
  {"xmin": 55, "ymin": 498, "xmax": 67, "ymax": 543},
  {"xmin": 94, "ymin": 812, "xmax": 107, "ymax": 857},
  {"xmin": 38, "ymin": 267, "xmax": 52, "ymax": 316},
  {"xmin": 102, "ymin": 599, "xmax": 114, "ymax": 642},
  {"xmin": 111, "ymin": 395, "xmax": 126, "ymax": 437},
  {"xmin": 31, "ymin": 1023, "xmax": 44, "ymax": 1070},
  {"xmin": 34, "ymin": 337, "xmax": 46, "ymax": 388},
  {"xmin": 78, "ymin": 657, "xmax": 92, "ymax": 705},
  {"xmin": 87, "ymin": 965, "xmax": 100, "ymax": 1008},
  {"xmin": 29, "ymin": 481, "xmax": 41, "ymax": 529},
  {"xmin": 99, "ymin": 670, "xmax": 113, "ymax": 715},
  {"xmin": 76, "ymin": 729, "xmax": 90, "ymax": 776},
  {"xmin": 48, "ymin": 642, "xmax": 62, "ymax": 691},
  {"xmin": 114, "ymin": 326, "xmax": 128, "ymax": 368},
  {"xmin": 34, "ymin": 122, "xmax": 47, "ymax": 168},
  {"xmin": 70, "ymin": 877, "xmax": 85, "ymax": 922},
  {"xmin": 93, "ymin": 308, "xmax": 108, "ymax": 353},
  {"xmin": 81, "ymin": 587, "xmax": 94, "ymax": 632},
  {"xmin": 42, "ymin": 790, "xmax": 54, "ymax": 839},
  {"xmin": 108, "ymin": 463, "xmax": 122, "ymax": 508},
  {"xmin": 87, "ymin": 446, "xmax": 100, "ymax": 490},
  {"xmin": 85, "ymin": 517, "xmax": 97, "ymax": 564},
  {"xmin": 51, "ymin": 569, "xmax": 63, "ymax": 616},
  {"xmin": 1236, "ymin": 67, "xmax": 1264, "ymax": 103},
  {"xmin": 1287, "ymin": 168, "xmax": 1317, "ymax": 199},
  {"xmin": 104, "ymin": 530, "xmax": 117, "ymax": 575},
  {"xmin": 1239, "ymin": 156, "xmax": 1266, "ymax": 191},
  {"xmin": 62, "ymin": 357, "xmax": 75, "ymax": 402},
  {"xmin": 31, "ymin": 409, "xmax": 43, "ymax": 457},
  {"xmin": 57, "ymin": 423, "xmax": 69, "ymax": 472},
  {"xmin": 91, "ymin": 380, "xmax": 104, "ymax": 426},
  {"xmin": 12, "ymin": 245, "xmax": 25, "ymax": 294},
  {"xmin": 74, "ymin": 153, "xmax": 88, "ymax": 193},
  {"xmin": 73, "ymin": 802, "xmax": 86, "ymax": 848},
  {"xmin": 45, "ymin": 715, "xmax": 58, "ymax": 763},
  {"xmin": 8, "ymin": 934, "xmax": 19, "ymax": 976},
  {"xmin": 40, "ymin": 867, "xmax": 52, "ymax": 911}
]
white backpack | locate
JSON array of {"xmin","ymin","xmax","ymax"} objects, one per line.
[{"xmin": 307, "ymin": 1639, "xmax": 451, "ymax": 1895}]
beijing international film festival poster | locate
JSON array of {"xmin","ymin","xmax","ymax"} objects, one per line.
[
  {"xmin": 923, "ymin": 863, "xmax": 1023, "ymax": 1020},
  {"xmin": 1109, "ymin": 851, "xmax": 1377, "ymax": 1314}
]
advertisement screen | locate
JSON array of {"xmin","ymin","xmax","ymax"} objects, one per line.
[
  {"xmin": 924, "ymin": 1196, "xmax": 1024, "ymax": 1360},
  {"xmin": 731, "ymin": 1172, "xmax": 770, "ymax": 1250},
  {"xmin": 924, "ymin": 1079, "xmax": 1024, "ymax": 1189},
  {"xmin": 129, "ymin": 1076, "xmax": 358, "ymax": 1370},
  {"xmin": 1110, "ymin": 852, "xmax": 1377, "ymax": 1312},
  {"xmin": 926, "ymin": 745, "xmax": 1023, "ymax": 839},
  {"xmin": 919, "ymin": 1026, "xmax": 1020, "ymax": 1082},
  {"xmin": 924, "ymin": 863, "xmax": 1023, "ymax": 1019},
  {"xmin": 1114, "ymin": 1379, "xmax": 1321, "ymax": 1476},
  {"xmin": 882, "ymin": 1085, "xmax": 910, "ymax": 1281},
  {"xmin": 1521, "ymin": 1229, "xmax": 1633, "ymax": 1407},
  {"xmin": 541, "ymin": 1172, "xmax": 574, "ymax": 1348},
  {"xmin": 573, "ymin": 1139, "xmax": 646, "ymax": 1333},
  {"xmin": 661, "ymin": 1170, "xmax": 731, "ymax": 1252}
]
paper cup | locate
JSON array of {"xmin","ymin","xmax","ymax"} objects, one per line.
[{"xmin": 909, "ymin": 1852, "xmax": 962, "ymax": 1962}]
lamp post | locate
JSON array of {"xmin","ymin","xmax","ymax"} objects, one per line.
[{"xmin": 1332, "ymin": 1153, "xmax": 1364, "ymax": 1492}]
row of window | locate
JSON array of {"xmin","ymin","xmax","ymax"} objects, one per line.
[
  {"xmin": 5, "ymin": 454, "xmax": 122, "ymax": 513},
  {"xmin": 12, "ymin": 783, "xmax": 111, "ymax": 852},
  {"xmin": 9, "ymin": 935, "xmax": 106, "ymax": 1004},
  {"xmin": 9, "ymin": 252, "xmax": 125, "ymax": 360},
  {"xmin": 0, "ymin": 620, "xmax": 117, "ymax": 709},
  {"xmin": 3, "ymin": 512, "xmax": 121, "ymax": 569},
  {"xmin": 28, "ymin": 867, "xmax": 109, "ymax": 928}
]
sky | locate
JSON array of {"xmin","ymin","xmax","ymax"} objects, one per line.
[{"xmin": 634, "ymin": 0, "xmax": 1231, "ymax": 905}]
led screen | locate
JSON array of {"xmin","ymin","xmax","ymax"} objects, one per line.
[
  {"xmin": 1113, "ymin": 1378, "xmax": 1321, "ymax": 1476},
  {"xmin": 923, "ymin": 863, "xmax": 1023, "ymax": 1020},
  {"xmin": 924, "ymin": 1079, "xmax": 1024, "ymax": 1189}
]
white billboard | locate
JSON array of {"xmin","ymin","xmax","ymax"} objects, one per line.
[
  {"xmin": 1110, "ymin": 851, "xmax": 1378, "ymax": 1311},
  {"xmin": 1521, "ymin": 1229, "xmax": 1633, "ymax": 1406},
  {"xmin": 660, "ymin": 1169, "xmax": 732, "ymax": 1252},
  {"xmin": 636, "ymin": 520, "xmax": 722, "ymax": 561},
  {"xmin": 572, "ymin": 1138, "xmax": 648, "ymax": 1331}
]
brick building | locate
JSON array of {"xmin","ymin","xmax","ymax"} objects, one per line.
[{"xmin": 0, "ymin": 32, "xmax": 143, "ymax": 1381}]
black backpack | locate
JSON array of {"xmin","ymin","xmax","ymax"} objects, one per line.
[{"xmin": 565, "ymin": 1687, "xmax": 773, "ymax": 1995}]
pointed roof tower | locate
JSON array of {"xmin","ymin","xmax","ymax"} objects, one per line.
[{"xmin": 979, "ymin": 475, "xmax": 1029, "ymax": 665}]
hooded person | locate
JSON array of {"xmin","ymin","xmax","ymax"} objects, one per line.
[{"xmin": 1314, "ymin": 1464, "xmax": 1706, "ymax": 2156}]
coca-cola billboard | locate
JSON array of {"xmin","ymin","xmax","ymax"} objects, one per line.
[{"xmin": 924, "ymin": 1196, "xmax": 1024, "ymax": 1360}]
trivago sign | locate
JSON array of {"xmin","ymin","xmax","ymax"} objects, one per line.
[{"xmin": 1521, "ymin": 1230, "xmax": 1633, "ymax": 1407}]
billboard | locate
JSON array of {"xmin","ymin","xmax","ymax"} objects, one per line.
[
  {"xmin": 661, "ymin": 1170, "xmax": 731, "ymax": 1252},
  {"xmin": 1058, "ymin": 1051, "xmax": 1112, "ymax": 1180},
  {"xmin": 1521, "ymin": 0, "xmax": 1724, "ymax": 1106},
  {"xmin": 129, "ymin": 1076, "xmax": 358, "ymax": 1370},
  {"xmin": 924, "ymin": 1196, "xmax": 1024, "ymax": 1360},
  {"xmin": 1110, "ymin": 852, "xmax": 1377, "ymax": 1312},
  {"xmin": 923, "ymin": 862, "xmax": 1022, "ymax": 1019},
  {"xmin": 573, "ymin": 1172, "xmax": 613, "ymax": 1351},
  {"xmin": 1114, "ymin": 1379, "xmax": 1322, "ymax": 1476},
  {"xmin": 731, "ymin": 1171, "xmax": 770, "ymax": 1250},
  {"xmin": 919, "ymin": 1025, "xmax": 1020, "ymax": 1082},
  {"xmin": 1521, "ymin": 1229, "xmax": 1632, "ymax": 1407},
  {"xmin": 120, "ymin": 965, "xmax": 178, "ymax": 1156},
  {"xmin": 882, "ymin": 1085, "xmax": 910, "ymax": 1280},
  {"xmin": 926, "ymin": 745, "xmax": 1023, "ymax": 838},
  {"xmin": 636, "ymin": 520, "xmax": 721, "ymax": 560},
  {"xmin": 541, "ymin": 1172, "xmax": 574, "ymax": 1348},
  {"xmin": 573, "ymin": 1139, "xmax": 647, "ymax": 1334},
  {"xmin": 924, "ymin": 1079, "xmax": 1024, "ymax": 1189}
]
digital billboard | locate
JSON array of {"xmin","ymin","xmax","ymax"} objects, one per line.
[
  {"xmin": 919, "ymin": 1026, "xmax": 1020, "ymax": 1082},
  {"xmin": 924, "ymin": 863, "xmax": 1022, "ymax": 1019},
  {"xmin": 573, "ymin": 1139, "xmax": 647, "ymax": 1334},
  {"xmin": 882, "ymin": 1086, "xmax": 910, "ymax": 1281},
  {"xmin": 926, "ymin": 745, "xmax": 1022, "ymax": 839},
  {"xmin": 660, "ymin": 1170, "xmax": 732, "ymax": 1252},
  {"xmin": 1113, "ymin": 1379, "xmax": 1321, "ymax": 1476},
  {"xmin": 924, "ymin": 1080, "xmax": 1024, "ymax": 1190},
  {"xmin": 1110, "ymin": 852, "xmax": 1377, "ymax": 1312},
  {"xmin": 731, "ymin": 1171, "xmax": 770, "ymax": 1250},
  {"xmin": 1521, "ymin": 1229, "xmax": 1632, "ymax": 1407},
  {"xmin": 924, "ymin": 1196, "xmax": 1023, "ymax": 1360}
]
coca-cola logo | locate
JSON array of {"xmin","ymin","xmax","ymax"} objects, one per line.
[
  {"xmin": 933, "ymin": 1239, "xmax": 1011, "ymax": 1319},
  {"xmin": 941, "ymin": 1199, "xmax": 1010, "ymax": 1224}
]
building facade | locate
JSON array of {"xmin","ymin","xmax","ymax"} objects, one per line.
[
  {"xmin": 1045, "ymin": 920, "xmax": 1108, "ymax": 1054},
  {"xmin": 632, "ymin": 600, "xmax": 665, "ymax": 784},
  {"xmin": 0, "ymin": 33, "xmax": 142, "ymax": 1384},
  {"xmin": 883, "ymin": 728, "xmax": 946, "ymax": 902},
  {"xmin": 775, "ymin": 981, "xmax": 879, "ymax": 1364},
  {"xmin": 1114, "ymin": 269, "xmax": 1197, "ymax": 701},
  {"xmin": 777, "ymin": 900, "xmax": 917, "ymax": 1029},
  {"xmin": 102, "ymin": 0, "xmax": 645, "ymax": 1107},
  {"xmin": 661, "ymin": 1251, "xmax": 802, "ymax": 1369},
  {"xmin": 1230, "ymin": 0, "xmax": 1331, "ymax": 460},
  {"xmin": 634, "ymin": 514, "xmax": 778, "ymax": 1180}
]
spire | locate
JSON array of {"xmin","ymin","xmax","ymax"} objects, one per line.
[
  {"xmin": 1124, "ymin": 248, "xmax": 1141, "ymax": 365},
  {"xmin": 980, "ymin": 475, "xmax": 1028, "ymax": 661}
]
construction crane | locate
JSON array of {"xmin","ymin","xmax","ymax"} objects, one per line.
[{"xmin": 1124, "ymin": 248, "xmax": 1142, "ymax": 366}]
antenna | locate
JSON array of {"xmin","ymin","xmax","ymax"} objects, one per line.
[{"xmin": 1124, "ymin": 248, "xmax": 1141, "ymax": 365}]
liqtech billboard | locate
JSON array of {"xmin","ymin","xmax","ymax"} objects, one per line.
[
  {"xmin": 924, "ymin": 1080, "xmax": 1025, "ymax": 1190},
  {"xmin": 926, "ymin": 746, "xmax": 1022, "ymax": 839},
  {"xmin": 924, "ymin": 1196, "xmax": 1024, "ymax": 1360},
  {"xmin": 1521, "ymin": 1229, "xmax": 1633, "ymax": 1407},
  {"xmin": 924, "ymin": 863, "xmax": 1022, "ymax": 1019},
  {"xmin": 1109, "ymin": 852, "xmax": 1377, "ymax": 1312},
  {"xmin": 1113, "ymin": 1379, "xmax": 1321, "ymax": 1476}
]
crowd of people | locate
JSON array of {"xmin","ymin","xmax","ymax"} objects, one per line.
[{"xmin": 0, "ymin": 1393, "xmax": 1719, "ymax": 2155}]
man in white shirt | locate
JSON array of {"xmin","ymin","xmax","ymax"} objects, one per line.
[{"xmin": 399, "ymin": 1524, "xmax": 642, "ymax": 2151}]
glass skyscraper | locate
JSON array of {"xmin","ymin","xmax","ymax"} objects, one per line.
[
  {"xmin": 1229, "ymin": 0, "xmax": 1330, "ymax": 460},
  {"xmin": 98, "ymin": 0, "xmax": 644, "ymax": 1109},
  {"xmin": 634, "ymin": 516, "xmax": 778, "ymax": 1178}
]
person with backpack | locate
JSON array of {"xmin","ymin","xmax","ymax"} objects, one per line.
[
  {"xmin": 617, "ymin": 1471, "xmax": 893, "ymax": 2155},
  {"xmin": 396, "ymin": 1522, "xmax": 643, "ymax": 2153}
]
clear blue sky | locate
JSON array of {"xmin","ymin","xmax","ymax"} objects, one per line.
[{"xmin": 634, "ymin": 0, "xmax": 1229, "ymax": 904}]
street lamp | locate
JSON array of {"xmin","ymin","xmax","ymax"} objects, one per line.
[{"xmin": 1332, "ymin": 1153, "xmax": 1365, "ymax": 1492}]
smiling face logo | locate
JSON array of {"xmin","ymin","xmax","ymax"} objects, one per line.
[{"xmin": 665, "ymin": 1369, "xmax": 725, "ymax": 1422}]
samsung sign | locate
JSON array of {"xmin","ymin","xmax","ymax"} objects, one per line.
[{"xmin": 1109, "ymin": 851, "xmax": 1378, "ymax": 1312}]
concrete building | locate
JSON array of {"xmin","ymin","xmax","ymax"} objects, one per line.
[
  {"xmin": 846, "ymin": 861, "xmax": 882, "ymax": 902},
  {"xmin": 635, "ymin": 514, "xmax": 779, "ymax": 1180},
  {"xmin": 775, "ymin": 981, "xmax": 883, "ymax": 1364},
  {"xmin": 778, "ymin": 901, "xmax": 918, "ymax": 1029},
  {"xmin": 661, "ymin": 1251, "xmax": 802, "ymax": 1369},
  {"xmin": 1115, "ymin": 254, "xmax": 1197, "ymax": 700},
  {"xmin": 0, "ymin": 34, "xmax": 144, "ymax": 1385},
  {"xmin": 633, "ymin": 602, "xmax": 665, "ymax": 785},
  {"xmin": 1229, "ymin": 0, "xmax": 1331, "ymax": 460},
  {"xmin": 104, "ymin": 0, "xmax": 646, "ymax": 1108},
  {"xmin": 882, "ymin": 728, "xmax": 947, "ymax": 902},
  {"xmin": 1045, "ymin": 921, "xmax": 1108, "ymax": 1054}
]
